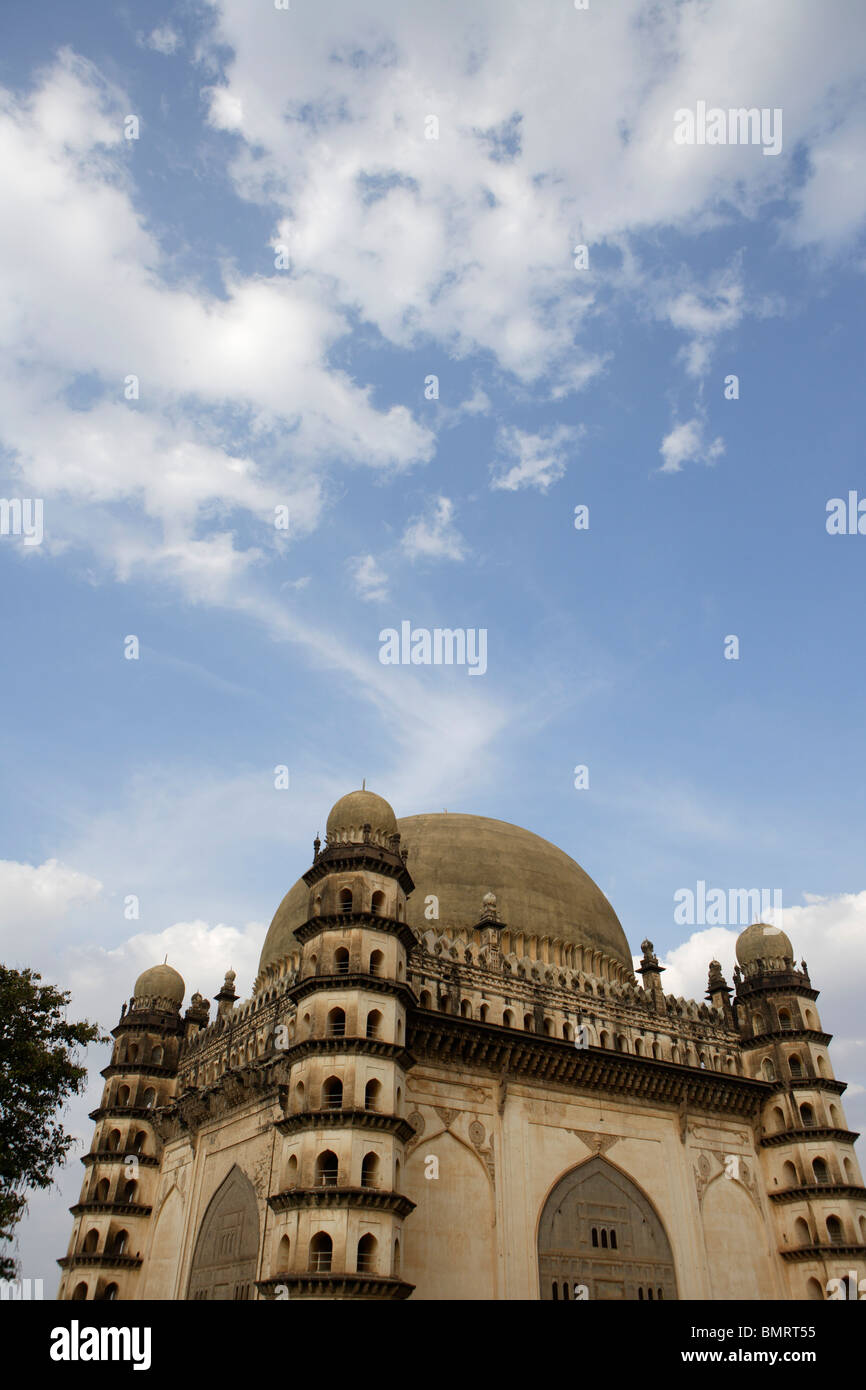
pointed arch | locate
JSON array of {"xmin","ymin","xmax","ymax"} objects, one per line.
[
  {"xmin": 186, "ymin": 1165, "xmax": 259, "ymax": 1301},
  {"xmin": 536, "ymin": 1155, "xmax": 677, "ymax": 1301}
]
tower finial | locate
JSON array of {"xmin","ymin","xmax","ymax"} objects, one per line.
[{"xmin": 362, "ymin": 778, "xmax": 366, "ymax": 790}]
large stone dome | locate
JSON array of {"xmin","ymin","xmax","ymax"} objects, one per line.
[
  {"xmin": 258, "ymin": 809, "xmax": 632, "ymax": 976},
  {"xmin": 736, "ymin": 921, "xmax": 794, "ymax": 968},
  {"xmin": 133, "ymin": 962, "xmax": 185, "ymax": 1005}
]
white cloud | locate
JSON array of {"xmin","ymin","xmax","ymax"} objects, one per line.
[
  {"xmin": 142, "ymin": 26, "xmax": 182, "ymax": 56},
  {"xmin": 659, "ymin": 417, "xmax": 725, "ymax": 474},
  {"xmin": 348, "ymin": 553, "xmax": 389, "ymax": 601},
  {"xmin": 0, "ymin": 859, "xmax": 102, "ymax": 956},
  {"xmin": 401, "ymin": 495, "xmax": 466, "ymax": 562},
  {"xmin": 490, "ymin": 423, "xmax": 582, "ymax": 493}
]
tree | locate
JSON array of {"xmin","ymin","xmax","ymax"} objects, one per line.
[{"xmin": 0, "ymin": 966, "xmax": 106, "ymax": 1278}]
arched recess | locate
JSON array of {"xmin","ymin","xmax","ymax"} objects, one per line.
[
  {"xmin": 403, "ymin": 1131, "xmax": 495, "ymax": 1300},
  {"xmin": 537, "ymin": 1155, "xmax": 677, "ymax": 1301},
  {"xmin": 140, "ymin": 1186, "xmax": 184, "ymax": 1299},
  {"xmin": 186, "ymin": 1166, "xmax": 260, "ymax": 1301},
  {"xmin": 702, "ymin": 1175, "xmax": 772, "ymax": 1299}
]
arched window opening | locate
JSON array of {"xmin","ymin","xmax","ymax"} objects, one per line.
[
  {"xmin": 599, "ymin": 1031, "xmax": 610, "ymax": 1049},
  {"xmin": 591, "ymin": 1227, "xmax": 598, "ymax": 1248},
  {"xmin": 309, "ymin": 1232, "xmax": 332, "ymax": 1273},
  {"xmin": 72, "ymin": 1282, "xmax": 88, "ymax": 1300},
  {"xmin": 419, "ymin": 990, "xmax": 432, "ymax": 1009},
  {"xmin": 357, "ymin": 1233, "xmax": 377, "ymax": 1273},
  {"xmin": 762, "ymin": 1058, "xmax": 776, "ymax": 1081},
  {"xmin": 315, "ymin": 1150, "xmax": 339, "ymax": 1188},
  {"xmin": 806, "ymin": 1278, "xmax": 824, "ymax": 1300},
  {"xmin": 364, "ymin": 1079, "xmax": 381, "ymax": 1112},
  {"xmin": 524, "ymin": 1013, "xmax": 534, "ymax": 1032},
  {"xmin": 361, "ymin": 1152, "xmax": 379, "ymax": 1189},
  {"xmin": 151, "ymin": 1045, "xmax": 164, "ymax": 1065},
  {"xmin": 370, "ymin": 892, "xmax": 385, "ymax": 917},
  {"xmin": 553, "ymin": 1282, "xmax": 560, "ymax": 1300},
  {"xmin": 369, "ymin": 949, "xmax": 384, "ymax": 976},
  {"xmin": 286, "ymin": 1154, "xmax": 299, "ymax": 1187},
  {"xmin": 366, "ymin": 1009, "xmax": 382, "ymax": 1040},
  {"xmin": 143, "ymin": 1088, "xmax": 157, "ymax": 1109},
  {"xmin": 82, "ymin": 1229, "xmax": 99, "ymax": 1253},
  {"xmin": 327, "ymin": 1007, "xmax": 346, "ymax": 1038},
  {"xmin": 788, "ymin": 1054, "xmax": 803, "ymax": 1079},
  {"xmin": 778, "ymin": 1009, "xmax": 792, "ymax": 1030},
  {"xmin": 543, "ymin": 1018, "xmax": 553, "ymax": 1036},
  {"xmin": 826, "ymin": 1215, "xmax": 844, "ymax": 1245},
  {"xmin": 799, "ymin": 1103, "xmax": 815, "ymax": 1129},
  {"xmin": 95, "ymin": 1178, "xmax": 110, "ymax": 1203},
  {"xmin": 601, "ymin": 1229, "xmax": 608, "ymax": 1248},
  {"xmin": 107, "ymin": 1129, "xmax": 122, "ymax": 1152},
  {"xmin": 503, "ymin": 1010, "xmax": 513, "ymax": 1027},
  {"xmin": 123, "ymin": 1181, "xmax": 137, "ymax": 1203},
  {"xmin": 461, "ymin": 1000, "xmax": 472, "ymax": 1019},
  {"xmin": 102, "ymin": 1283, "xmax": 118, "ymax": 1301},
  {"xmin": 322, "ymin": 1076, "xmax": 343, "ymax": 1111},
  {"xmin": 334, "ymin": 947, "xmax": 350, "ymax": 975},
  {"xmin": 294, "ymin": 1081, "xmax": 305, "ymax": 1113},
  {"xmin": 277, "ymin": 1235, "xmax": 290, "ymax": 1272},
  {"xmin": 812, "ymin": 1157, "xmax": 829, "ymax": 1186},
  {"xmin": 393, "ymin": 1239, "xmax": 401, "ymax": 1276},
  {"xmin": 338, "ymin": 888, "xmax": 353, "ymax": 915},
  {"xmin": 111, "ymin": 1229, "xmax": 128, "ymax": 1255},
  {"xmin": 117, "ymin": 1084, "xmax": 130, "ymax": 1106}
]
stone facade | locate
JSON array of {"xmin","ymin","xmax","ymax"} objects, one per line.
[{"xmin": 57, "ymin": 790, "xmax": 866, "ymax": 1301}]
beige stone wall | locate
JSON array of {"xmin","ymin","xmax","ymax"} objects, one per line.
[{"xmin": 136, "ymin": 1062, "xmax": 794, "ymax": 1300}]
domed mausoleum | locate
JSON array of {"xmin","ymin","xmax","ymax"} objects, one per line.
[{"xmin": 59, "ymin": 789, "xmax": 866, "ymax": 1303}]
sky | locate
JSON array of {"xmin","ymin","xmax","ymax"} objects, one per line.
[{"xmin": 1, "ymin": 0, "xmax": 865, "ymax": 1286}]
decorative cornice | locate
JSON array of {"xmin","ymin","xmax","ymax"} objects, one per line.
[
  {"xmin": 407, "ymin": 1013, "xmax": 768, "ymax": 1119},
  {"xmin": 88, "ymin": 1106, "xmax": 160, "ymax": 1122},
  {"xmin": 302, "ymin": 842, "xmax": 414, "ymax": 895},
  {"xmin": 735, "ymin": 973, "xmax": 818, "ymax": 1000},
  {"xmin": 287, "ymin": 973, "xmax": 417, "ymax": 1008},
  {"xmin": 268, "ymin": 1186, "xmax": 416, "ymax": 1218},
  {"xmin": 293, "ymin": 912, "xmax": 417, "ymax": 951},
  {"xmin": 275, "ymin": 1108, "xmax": 416, "ymax": 1143},
  {"xmin": 761, "ymin": 1127, "xmax": 860, "ymax": 1148},
  {"xmin": 100, "ymin": 1063, "xmax": 177, "ymax": 1080},
  {"xmin": 281, "ymin": 1038, "xmax": 416, "ymax": 1070},
  {"xmin": 57, "ymin": 1253, "xmax": 143, "ymax": 1271},
  {"xmin": 742, "ymin": 1029, "xmax": 831, "ymax": 1048},
  {"xmin": 69, "ymin": 1202, "xmax": 153, "ymax": 1217},
  {"xmin": 780, "ymin": 1244, "xmax": 866, "ymax": 1263},
  {"xmin": 112, "ymin": 1014, "xmax": 184, "ymax": 1038},
  {"xmin": 256, "ymin": 1272, "xmax": 414, "ymax": 1300},
  {"xmin": 770, "ymin": 1185, "xmax": 866, "ymax": 1204},
  {"xmin": 81, "ymin": 1151, "xmax": 159, "ymax": 1168}
]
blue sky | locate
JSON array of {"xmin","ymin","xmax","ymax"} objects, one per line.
[{"xmin": 1, "ymin": 0, "xmax": 865, "ymax": 1282}]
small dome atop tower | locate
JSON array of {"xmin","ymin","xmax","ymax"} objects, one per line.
[
  {"xmin": 326, "ymin": 789, "xmax": 398, "ymax": 847},
  {"xmin": 133, "ymin": 962, "xmax": 185, "ymax": 1006},
  {"xmin": 735, "ymin": 922, "xmax": 793, "ymax": 970}
]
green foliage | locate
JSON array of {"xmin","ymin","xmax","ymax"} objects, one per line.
[{"xmin": 0, "ymin": 966, "xmax": 107, "ymax": 1279}]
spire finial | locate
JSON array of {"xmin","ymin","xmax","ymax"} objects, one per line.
[{"xmin": 362, "ymin": 778, "xmax": 366, "ymax": 790}]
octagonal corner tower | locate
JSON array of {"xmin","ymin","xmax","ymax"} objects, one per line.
[{"xmin": 257, "ymin": 805, "xmax": 633, "ymax": 983}]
